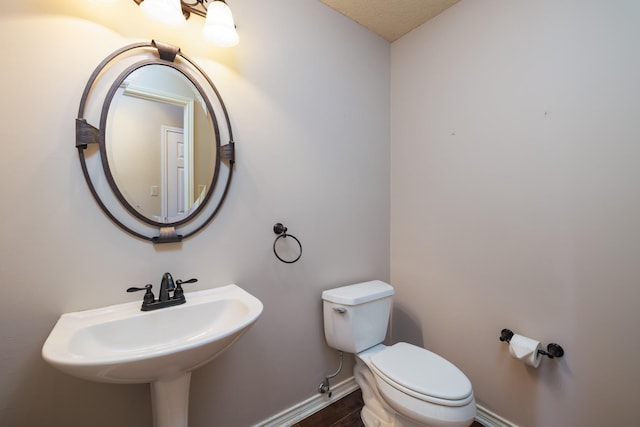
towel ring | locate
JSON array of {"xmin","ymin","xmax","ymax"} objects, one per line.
[{"xmin": 273, "ymin": 223, "xmax": 302, "ymax": 264}]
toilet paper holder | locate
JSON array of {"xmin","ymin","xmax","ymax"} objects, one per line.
[{"xmin": 499, "ymin": 328, "xmax": 565, "ymax": 359}]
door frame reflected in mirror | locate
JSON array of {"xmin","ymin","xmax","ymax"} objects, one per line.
[{"xmin": 116, "ymin": 71, "xmax": 198, "ymax": 223}]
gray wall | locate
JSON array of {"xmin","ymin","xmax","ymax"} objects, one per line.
[
  {"xmin": 0, "ymin": 1, "xmax": 390, "ymax": 426},
  {"xmin": 391, "ymin": 1, "xmax": 640, "ymax": 426}
]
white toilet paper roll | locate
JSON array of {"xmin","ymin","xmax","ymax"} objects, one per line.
[{"xmin": 508, "ymin": 334, "xmax": 543, "ymax": 368}]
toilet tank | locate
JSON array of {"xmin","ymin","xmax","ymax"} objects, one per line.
[{"xmin": 322, "ymin": 280, "xmax": 394, "ymax": 354}]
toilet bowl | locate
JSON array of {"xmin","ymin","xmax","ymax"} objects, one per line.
[
  {"xmin": 358, "ymin": 343, "xmax": 475, "ymax": 427},
  {"xmin": 322, "ymin": 281, "xmax": 476, "ymax": 427}
]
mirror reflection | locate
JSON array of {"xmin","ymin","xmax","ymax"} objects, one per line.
[{"xmin": 106, "ymin": 64, "xmax": 216, "ymax": 223}]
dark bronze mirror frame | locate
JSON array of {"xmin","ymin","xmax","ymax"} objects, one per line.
[{"xmin": 76, "ymin": 40, "xmax": 235, "ymax": 243}]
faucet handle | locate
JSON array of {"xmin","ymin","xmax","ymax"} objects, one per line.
[
  {"xmin": 173, "ymin": 278, "xmax": 198, "ymax": 300},
  {"xmin": 176, "ymin": 278, "xmax": 198, "ymax": 286},
  {"xmin": 127, "ymin": 284, "xmax": 155, "ymax": 304}
]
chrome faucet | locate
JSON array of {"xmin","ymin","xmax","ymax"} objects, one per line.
[{"xmin": 127, "ymin": 273, "xmax": 198, "ymax": 311}]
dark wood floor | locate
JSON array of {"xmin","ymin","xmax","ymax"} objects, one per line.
[{"xmin": 295, "ymin": 389, "xmax": 483, "ymax": 427}]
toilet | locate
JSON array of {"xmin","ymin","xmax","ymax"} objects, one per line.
[{"xmin": 322, "ymin": 280, "xmax": 476, "ymax": 427}]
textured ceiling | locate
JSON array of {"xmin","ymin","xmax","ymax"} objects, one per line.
[{"xmin": 320, "ymin": 0, "xmax": 461, "ymax": 42}]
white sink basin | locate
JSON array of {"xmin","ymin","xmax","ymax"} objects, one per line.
[
  {"xmin": 42, "ymin": 284, "xmax": 263, "ymax": 384},
  {"xmin": 43, "ymin": 284, "xmax": 263, "ymax": 427}
]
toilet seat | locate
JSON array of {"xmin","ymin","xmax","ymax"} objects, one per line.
[{"xmin": 369, "ymin": 342, "xmax": 473, "ymax": 407}]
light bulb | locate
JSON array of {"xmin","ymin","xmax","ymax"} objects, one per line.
[
  {"xmin": 140, "ymin": 0, "xmax": 186, "ymax": 26},
  {"xmin": 202, "ymin": 0, "xmax": 239, "ymax": 47}
]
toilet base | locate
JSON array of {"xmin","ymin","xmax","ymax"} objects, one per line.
[{"xmin": 355, "ymin": 359, "xmax": 395, "ymax": 427}]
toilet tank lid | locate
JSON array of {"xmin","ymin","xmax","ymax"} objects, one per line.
[{"xmin": 322, "ymin": 280, "xmax": 394, "ymax": 305}]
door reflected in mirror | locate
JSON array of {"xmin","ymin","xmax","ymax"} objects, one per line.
[{"xmin": 106, "ymin": 64, "xmax": 216, "ymax": 223}]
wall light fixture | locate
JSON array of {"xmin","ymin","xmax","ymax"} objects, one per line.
[{"xmin": 133, "ymin": 0, "xmax": 239, "ymax": 47}]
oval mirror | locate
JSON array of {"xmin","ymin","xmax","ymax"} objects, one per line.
[{"xmin": 76, "ymin": 41, "xmax": 235, "ymax": 243}]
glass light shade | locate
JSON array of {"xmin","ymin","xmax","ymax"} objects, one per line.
[
  {"xmin": 140, "ymin": 0, "xmax": 186, "ymax": 26},
  {"xmin": 202, "ymin": 0, "xmax": 239, "ymax": 47}
]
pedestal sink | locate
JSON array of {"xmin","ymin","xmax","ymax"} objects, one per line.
[{"xmin": 42, "ymin": 284, "xmax": 263, "ymax": 427}]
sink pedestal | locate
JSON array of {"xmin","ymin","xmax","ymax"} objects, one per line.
[{"xmin": 151, "ymin": 373, "xmax": 192, "ymax": 427}]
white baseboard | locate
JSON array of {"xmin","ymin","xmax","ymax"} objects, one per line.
[
  {"xmin": 253, "ymin": 376, "xmax": 517, "ymax": 427},
  {"xmin": 475, "ymin": 404, "xmax": 518, "ymax": 427},
  {"xmin": 253, "ymin": 377, "xmax": 360, "ymax": 427}
]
